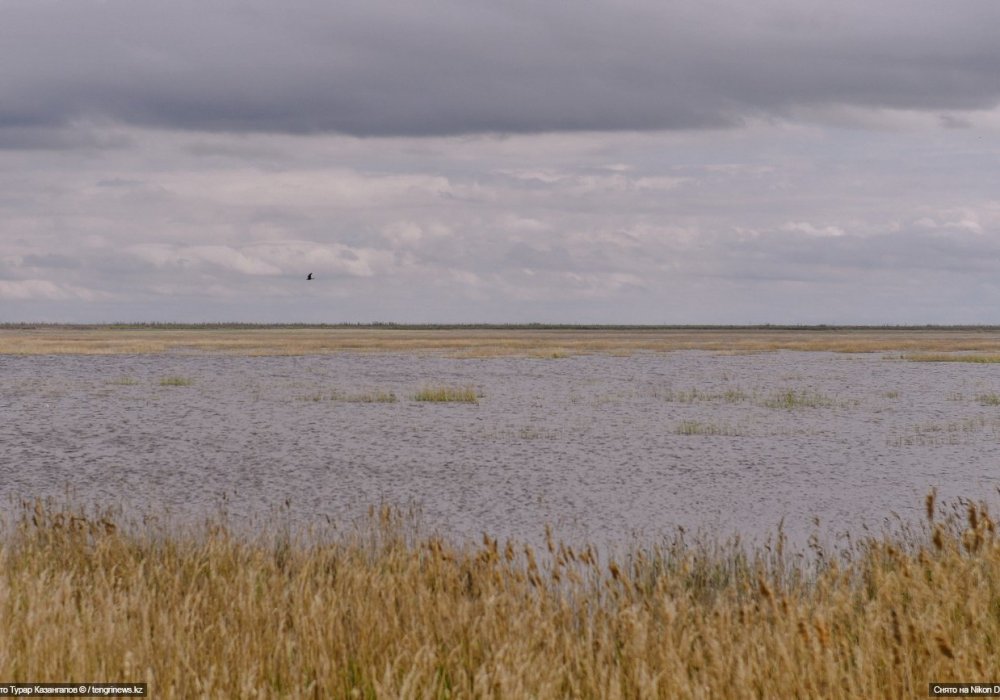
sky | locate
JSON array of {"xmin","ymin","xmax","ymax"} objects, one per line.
[{"xmin": 2, "ymin": 1, "xmax": 1000, "ymax": 324}]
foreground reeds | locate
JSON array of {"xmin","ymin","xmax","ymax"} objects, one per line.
[{"xmin": 1, "ymin": 496, "xmax": 996, "ymax": 698}]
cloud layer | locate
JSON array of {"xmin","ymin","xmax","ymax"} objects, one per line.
[
  {"xmin": 1, "ymin": 123, "xmax": 998, "ymax": 323},
  {"xmin": 2, "ymin": 1, "xmax": 999, "ymax": 137},
  {"xmin": 2, "ymin": 2, "xmax": 1000, "ymax": 322}
]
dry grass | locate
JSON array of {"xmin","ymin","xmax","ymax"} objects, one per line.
[
  {"xmin": 413, "ymin": 384, "xmax": 479, "ymax": 403},
  {"xmin": 2, "ymin": 496, "xmax": 998, "ymax": 698},
  {"xmin": 976, "ymin": 393, "xmax": 1000, "ymax": 406},
  {"xmin": 888, "ymin": 417, "xmax": 999, "ymax": 447},
  {"xmin": 900, "ymin": 353, "xmax": 1000, "ymax": 363},
  {"xmin": 331, "ymin": 390, "xmax": 398, "ymax": 403},
  {"xmin": 158, "ymin": 376, "xmax": 193, "ymax": 387},
  {"xmin": 8, "ymin": 326, "xmax": 1000, "ymax": 357},
  {"xmin": 653, "ymin": 386, "xmax": 835, "ymax": 409},
  {"xmin": 647, "ymin": 386, "xmax": 751, "ymax": 403},
  {"xmin": 762, "ymin": 389, "xmax": 835, "ymax": 410}
]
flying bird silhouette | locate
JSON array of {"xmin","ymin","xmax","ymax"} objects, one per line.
[{"xmin": 306, "ymin": 273, "xmax": 313, "ymax": 280}]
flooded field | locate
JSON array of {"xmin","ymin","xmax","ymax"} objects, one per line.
[{"xmin": 3, "ymin": 349, "xmax": 999, "ymax": 545}]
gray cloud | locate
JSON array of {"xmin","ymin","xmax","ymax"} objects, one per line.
[
  {"xmin": 2, "ymin": 1, "xmax": 999, "ymax": 138},
  {"xmin": 4, "ymin": 2, "xmax": 1000, "ymax": 324},
  {"xmin": 1, "ymin": 124, "xmax": 999, "ymax": 323}
]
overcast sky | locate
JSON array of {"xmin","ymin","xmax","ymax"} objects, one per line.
[{"xmin": 2, "ymin": 0, "xmax": 1000, "ymax": 323}]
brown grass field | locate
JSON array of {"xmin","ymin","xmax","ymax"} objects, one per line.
[
  {"xmin": 6, "ymin": 325, "xmax": 1000, "ymax": 356},
  {"xmin": 0, "ymin": 495, "xmax": 995, "ymax": 698}
]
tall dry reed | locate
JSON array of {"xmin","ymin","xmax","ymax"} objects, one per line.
[{"xmin": 0, "ymin": 497, "xmax": 996, "ymax": 698}]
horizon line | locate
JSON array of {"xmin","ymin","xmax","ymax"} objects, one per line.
[{"xmin": 5, "ymin": 322, "xmax": 1000, "ymax": 332}]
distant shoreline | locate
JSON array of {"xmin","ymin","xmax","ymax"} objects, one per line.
[
  {"xmin": 5, "ymin": 322, "xmax": 1000, "ymax": 332},
  {"xmin": 6, "ymin": 324, "xmax": 1000, "ymax": 355}
]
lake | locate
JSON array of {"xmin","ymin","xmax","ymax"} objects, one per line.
[{"xmin": 2, "ymin": 350, "xmax": 998, "ymax": 546}]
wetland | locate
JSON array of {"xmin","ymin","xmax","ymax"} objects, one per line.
[{"xmin": 4, "ymin": 327, "xmax": 1000, "ymax": 545}]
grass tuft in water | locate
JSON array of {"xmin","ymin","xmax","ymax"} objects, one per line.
[
  {"xmin": 648, "ymin": 386, "xmax": 750, "ymax": 404},
  {"xmin": 109, "ymin": 376, "xmax": 139, "ymax": 386},
  {"xmin": 888, "ymin": 416, "xmax": 998, "ymax": 446},
  {"xmin": 976, "ymin": 392, "xmax": 1000, "ymax": 406},
  {"xmin": 674, "ymin": 420, "xmax": 744, "ymax": 436},
  {"xmin": 159, "ymin": 376, "xmax": 193, "ymax": 387},
  {"xmin": 762, "ymin": 389, "xmax": 834, "ymax": 409},
  {"xmin": 413, "ymin": 384, "xmax": 479, "ymax": 403},
  {"xmin": 300, "ymin": 390, "xmax": 399, "ymax": 403},
  {"xmin": 331, "ymin": 390, "xmax": 398, "ymax": 403}
]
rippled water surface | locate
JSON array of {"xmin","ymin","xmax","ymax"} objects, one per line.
[{"xmin": 3, "ymin": 351, "xmax": 999, "ymax": 544}]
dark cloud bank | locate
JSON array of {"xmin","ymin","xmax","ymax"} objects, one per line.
[{"xmin": 2, "ymin": 0, "xmax": 999, "ymax": 138}]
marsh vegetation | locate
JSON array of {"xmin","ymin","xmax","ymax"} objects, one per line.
[
  {"xmin": 886, "ymin": 416, "xmax": 1000, "ymax": 447},
  {"xmin": 4, "ymin": 329, "xmax": 1000, "ymax": 696},
  {"xmin": 8, "ymin": 325, "xmax": 1000, "ymax": 357},
  {"xmin": 975, "ymin": 392, "xmax": 1000, "ymax": 406},
  {"xmin": 3, "ymin": 496, "xmax": 996, "ymax": 698},
  {"xmin": 300, "ymin": 389, "xmax": 398, "ymax": 403},
  {"xmin": 761, "ymin": 388, "xmax": 836, "ymax": 410},
  {"xmin": 4, "ymin": 347, "xmax": 999, "ymax": 557},
  {"xmin": 158, "ymin": 376, "xmax": 193, "ymax": 387},
  {"xmin": 674, "ymin": 419, "xmax": 746, "ymax": 436},
  {"xmin": 643, "ymin": 384, "xmax": 843, "ymax": 410},
  {"xmin": 900, "ymin": 353, "xmax": 1000, "ymax": 363},
  {"xmin": 413, "ymin": 384, "xmax": 479, "ymax": 403}
]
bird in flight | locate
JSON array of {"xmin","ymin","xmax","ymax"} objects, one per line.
[{"xmin": 306, "ymin": 273, "xmax": 313, "ymax": 280}]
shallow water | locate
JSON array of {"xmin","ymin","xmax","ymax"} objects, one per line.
[{"xmin": 2, "ymin": 351, "xmax": 999, "ymax": 545}]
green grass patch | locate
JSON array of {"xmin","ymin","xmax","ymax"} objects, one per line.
[{"xmin": 109, "ymin": 376, "xmax": 139, "ymax": 386}]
